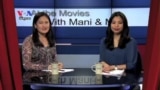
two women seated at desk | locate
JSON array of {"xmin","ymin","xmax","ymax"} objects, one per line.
[{"xmin": 21, "ymin": 11, "xmax": 139, "ymax": 73}]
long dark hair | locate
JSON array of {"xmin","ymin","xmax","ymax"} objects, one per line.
[
  {"xmin": 105, "ymin": 11, "xmax": 130, "ymax": 50},
  {"xmin": 32, "ymin": 12, "xmax": 55, "ymax": 47}
]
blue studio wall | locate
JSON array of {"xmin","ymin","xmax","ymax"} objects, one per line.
[{"xmin": 14, "ymin": 0, "xmax": 150, "ymax": 68}]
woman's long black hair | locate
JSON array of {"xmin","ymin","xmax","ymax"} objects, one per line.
[
  {"xmin": 105, "ymin": 11, "xmax": 130, "ymax": 50},
  {"xmin": 32, "ymin": 12, "xmax": 55, "ymax": 47}
]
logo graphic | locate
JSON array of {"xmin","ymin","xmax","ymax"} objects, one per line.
[{"xmin": 16, "ymin": 10, "xmax": 36, "ymax": 21}]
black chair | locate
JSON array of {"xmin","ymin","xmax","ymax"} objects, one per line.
[
  {"xmin": 19, "ymin": 45, "xmax": 26, "ymax": 74},
  {"xmin": 131, "ymin": 85, "xmax": 141, "ymax": 90},
  {"xmin": 135, "ymin": 52, "xmax": 143, "ymax": 74},
  {"xmin": 129, "ymin": 52, "xmax": 143, "ymax": 90},
  {"xmin": 126, "ymin": 52, "xmax": 143, "ymax": 74}
]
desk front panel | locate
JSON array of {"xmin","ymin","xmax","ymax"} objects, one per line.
[{"xmin": 23, "ymin": 68, "xmax": 142, "ymax": 88}]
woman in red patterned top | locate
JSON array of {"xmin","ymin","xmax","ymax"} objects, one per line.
[{"xmin": 22, "ymin": 12, "xmax": 63, "ymax": 71}]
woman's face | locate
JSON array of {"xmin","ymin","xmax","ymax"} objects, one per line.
[
  {"xmin": 34, "ymin": 16, "xmax": 50, "ymax": 35},
  {"xmin": 111, "ymin": 16, "xmax": 124, "ymax": 35}
]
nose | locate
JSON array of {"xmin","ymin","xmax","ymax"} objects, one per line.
[
  {"xmin": 115, "ymin": 23, "xmax": 119, "ymax": 27},
  {"xmin": 42, "ymin": 23, "xmax": 48, "ymax": 27}
]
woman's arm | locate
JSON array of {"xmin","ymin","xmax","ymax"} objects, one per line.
[
  {"xmin": 22, "ymin": 36, "xmax": 48, "ymax": 70},
  {"xmin": 116, "ymin": 64, "xmax": 126, "ymax": 70},
  {"xmin": 99, "ymin": 38, "xmax": 106, "ymax": 62},
  {"xmin": 99, "ymin": 38, "xmax": 115, "ymax": 72},
  {"xmin": 125, "ymin": 38, "xmax": 138, "ymax": 70}
]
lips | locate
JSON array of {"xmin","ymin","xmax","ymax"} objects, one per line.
[
  {"xmin": 114, "ymin": 29, "xmax": 120, "ymax": 31},
  {"xmin": 42, "ymin": 28, "xmax": 48, "ymax": 31}
]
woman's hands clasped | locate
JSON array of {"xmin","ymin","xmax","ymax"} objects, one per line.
[
  {"xmin": 101, "ymin": 61, "xmax": 115, "ymax": 72},
  {"xmin": 48, "ymin": 62, "xmax": 63, "ymax": 70}
]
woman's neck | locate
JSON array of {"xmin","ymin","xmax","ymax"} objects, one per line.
[
  {"xmin": 38, "ymin": 33, "xmax": 46, "ymax": 38},
  {"xmin": 39, "ymin": 34, "xmax": 49, "ymax": 47},
  {"xmin": 113, "ymin": 34, "xmax": 121, "ymax": 47},
  {"xmin": 114, "ymin": 34, "xmax": 121, "ymax": 41}
]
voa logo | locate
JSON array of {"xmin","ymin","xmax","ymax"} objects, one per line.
[{"xmin": 16, "ymin": 10, "xmax": 34, "ymax": 21}]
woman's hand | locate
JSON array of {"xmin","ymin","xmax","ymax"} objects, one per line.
[
  {"xmin": 101, "ymin": 61, "xmax": 116, "ymax": 72},
  {"xmin": 48, "ymin": 64, "xmax": 52, "ymax": 70},
  {"xmin": 58, "ymin": 62, "xmax": 63, "ymax": 70},
  {"xmin": 101, "ymin": 61, "xmax": 111, "ymax": 72},
  {"xmin": 47, "ymin": 62, "xmax": 63, "ymax": 70}
]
